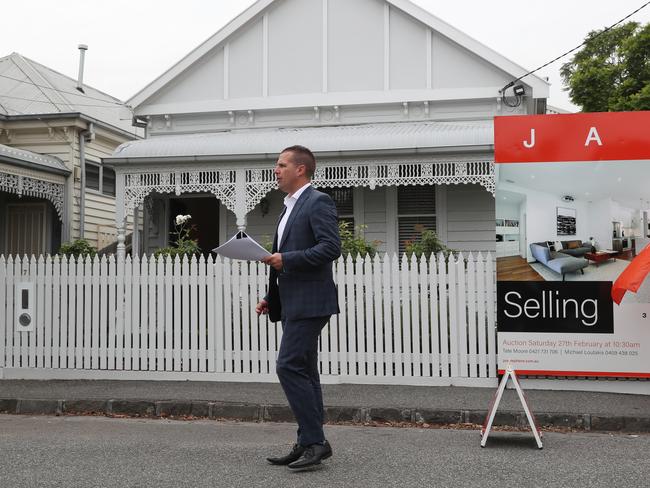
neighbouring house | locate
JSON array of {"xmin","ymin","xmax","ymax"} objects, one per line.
[
  {"xmin": 105, "ymin": 0, "xmax": 549, "ymax": 257},
  {"xmin": 0, "ymin": 51, "xmax": 141, "ymax": 256}
]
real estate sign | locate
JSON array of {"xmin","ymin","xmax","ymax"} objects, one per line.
[{"xmin": 495, "ymin": 112, "xmax": 650, "ymax": 377}]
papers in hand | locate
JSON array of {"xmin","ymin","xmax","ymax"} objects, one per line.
[{"xmin": 212, "ymin": 232, "xmax": 271, "ymax": 261}]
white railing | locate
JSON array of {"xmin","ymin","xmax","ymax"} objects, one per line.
[{"xmin": 0, "ymin": 252, "xmax": 496, "ymax": 386}]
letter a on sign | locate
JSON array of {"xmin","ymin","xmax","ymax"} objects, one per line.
[{"xmin": 585, "ymin": 127, "xmax": 603, "ymax": 147}]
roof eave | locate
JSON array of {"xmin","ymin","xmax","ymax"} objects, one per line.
[
  {"xmin": 0, "ymin": 112, "xmax": 140, "ymax": 141},
  {"xmin": 0, "ymin": 154, "xmax": 71, "ymax": 176},
  {"xmin": 104, "ymin": 144, "xmax": 495, "ymax": 166}
]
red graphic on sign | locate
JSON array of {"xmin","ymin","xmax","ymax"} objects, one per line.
[
  {"xmin": 612, "ymin": 243, "xmax": 650, "ymax": 304},
  {"xmin": 495, "ymin": 112, "xmax": 650, "ymax": 163}
]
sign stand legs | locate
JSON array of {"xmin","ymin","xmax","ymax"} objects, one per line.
[{"xmin": 480, "ymin": 364, "xmax": 543, "ymax": 449}]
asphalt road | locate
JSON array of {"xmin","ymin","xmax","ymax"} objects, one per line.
[{"xmin": 0, "ymin": 415, "xmax": 648, "ymax": 488}]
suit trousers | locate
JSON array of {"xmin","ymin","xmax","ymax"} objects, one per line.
[{"xmin": 276, "ymin": 315, "xmax": 330, "ymax": 446}]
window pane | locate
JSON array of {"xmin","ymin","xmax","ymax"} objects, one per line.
[
  {"xmin": 86, "ymin": 164, "xmax": 100, "ymax": 191},
  {"xmin": 320, "ymin": 187, "xmax": 354, "ymax": 216},
  {"xmin": 398, "ymin": 185, "xmax": 435, "ymax": 215},
  {"xmin": 398, "ymin": 216, "xmax": 436, "ymax": 254},
  {"xmin": 398, "ymin": 185, "xmax": 436, "ymax": 254},
  {"xmin": 103, "ymin": 167, "xmax": 116, "ymax": 196}
]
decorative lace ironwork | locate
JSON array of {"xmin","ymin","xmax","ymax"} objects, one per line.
[
  {"xmin": 123, "ymin": 169, "xmax": 238, "ymax": 214},
  {"xmin": 119, "ymin": 159, "xmax": 494, "ymax": 221},
  {"xmin": 0, "ymin": 171, "xmax": 65, "ymax": 219}
]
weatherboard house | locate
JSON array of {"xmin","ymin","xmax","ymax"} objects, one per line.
[
  {"xmin": 106, "ymin": 0, "xmax": 549, "ymax": 257},
  {"xmin": 0, "ymin": 52, "xmax": 140, "ymax": 256}
]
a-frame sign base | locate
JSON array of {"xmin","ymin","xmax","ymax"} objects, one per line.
[{"xmin": 480, "ymin": 364, "xmax": 543, "ymax": 449}]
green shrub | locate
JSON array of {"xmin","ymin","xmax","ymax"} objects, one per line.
[
  {"xmin": 58, "ymin": 239, "xmax": 97, "ymax": 258},
  {"xmin": 339, "ymin": 221, "xmax": 380, "ymax": 259},
  {"xmin": 261, "ymin": 235, "xmax": 274, "ymax": 253},
  {"xmin": 154, "ymin": 214, "xmax": 201, "ymax": 259},
  {"xmin": 404, "ymin": 228, "xmax": 452, "ymax": 258},
  {"xmin": 259, "ymin": 223, "xmax": 378, "ymax": 258}
]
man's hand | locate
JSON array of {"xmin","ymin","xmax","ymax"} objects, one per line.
[
  {"xmin": 256, "ymin": 299, "xmax": 269, "ymax": 315},
  {"xmin": 262, "ymin": 253, "xmax": 283, "ymax": 271}
]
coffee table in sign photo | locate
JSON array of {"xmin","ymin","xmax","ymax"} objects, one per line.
[{"xmin": 584, "ymin": 250, "xmax": 618, "ymax": 267}]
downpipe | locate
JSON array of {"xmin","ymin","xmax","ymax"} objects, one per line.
[{"xmin": 79, "ymin": 123, "xmax": 95, "ymax": 238}]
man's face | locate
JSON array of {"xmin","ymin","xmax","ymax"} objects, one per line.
[{"xmin": 274, "ymin": 151, "xmax": 304, "ymax": 194}]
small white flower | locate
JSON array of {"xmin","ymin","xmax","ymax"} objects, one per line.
[{"xmin": 175, "ymin": 214, "xmax": 192, "ymax": 226}]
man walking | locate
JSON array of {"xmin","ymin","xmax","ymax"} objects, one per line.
[{"xmin": 256, "ymin": 145, "xmax": 341, "ymax": 470}]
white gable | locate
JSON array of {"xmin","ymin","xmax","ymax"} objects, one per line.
[
  {"xmin": 328, "ymin": 0, "xmax": 384, "ymax": 92},
  {"xmin": 390, "ymin": 6, "xmax": 428, "ymax": 90},
  {"xmin": 147, "ymin": 48, "xmax": 225, "ymax": 105},
  {"xmin": 133, "ymin": 0, "xmax": 548, "ymax": 116},
  {"xmin": 267, "ymin": 0, "xmax": 323, "ymax": 96},
  {"xmin": 432, "ymin": 32, "xmax": 512, "ymax": 89}
]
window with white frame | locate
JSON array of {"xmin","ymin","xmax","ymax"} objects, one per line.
[
  {"xmin": 85, "ymin": 161, "xmax": 116, "ymax": 197},
  {"xmin": 320, "ymin": 187, "xmax": 354, "ymax": 227},
  {"xmin": 397, "ymin": 185, "xmax": 436, "ymax": 253}
]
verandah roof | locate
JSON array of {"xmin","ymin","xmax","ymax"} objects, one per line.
[
  {"xmin": 107, "ymin": 120, "xmax": 493, "ymax": 162},
  {"xmin": 0, "ymin": 143, "xmax": 69, "ymax": 175}
]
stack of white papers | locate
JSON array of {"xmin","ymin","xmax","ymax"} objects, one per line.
[{"xmin": 212, "ymin": 232, "xmax": 271, "ymax": 261}]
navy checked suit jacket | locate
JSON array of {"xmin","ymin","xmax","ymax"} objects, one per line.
[{"xmin": 265, "ymin": 185, "xmax": 341, "ymax": 322}]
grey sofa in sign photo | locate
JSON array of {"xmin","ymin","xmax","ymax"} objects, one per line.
[
  {"xmin": 529, "ymin": 242, "xmax": 588, "ymax": 281},
  {"xmin": 556, "ymin": 239, "xmax": 592, "ymax": 257}
]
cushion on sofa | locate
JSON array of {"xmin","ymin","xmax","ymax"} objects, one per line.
[
  {"xmin": 530, "ymin": 243, "xmax": 551, "ymax": 264},
  {"xmin": 565, "ymin": 240, "xmax": 581, "ymax": 249}
]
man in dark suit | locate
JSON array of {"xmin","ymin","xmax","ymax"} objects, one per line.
[{"xmin": 256, "ymin": 145, "xmax": 341, "ymax": 470}]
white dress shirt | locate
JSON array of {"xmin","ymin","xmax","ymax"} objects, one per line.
[{"xmin": 277, "ymin": 182, "xmax": 311, "ymax": 248}]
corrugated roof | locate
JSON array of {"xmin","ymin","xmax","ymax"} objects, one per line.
[
  {"xmin": 110, "ymin": 120, "xmax": 494, "ymax": 160},
  {"xmin": 0, "ymin": 52, "xmax": 134, "ymax": 133},
  {"xmin": 0, "ymin": 143, "xmax": 70, "ymax": 174}
]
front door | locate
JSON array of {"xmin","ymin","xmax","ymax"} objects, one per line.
[{"xmin": 4, "ymin": 202, "xmax": 49, "ymax": 256}]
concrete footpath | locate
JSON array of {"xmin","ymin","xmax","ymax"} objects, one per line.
[{"xmin": 1, "ymin": 380, "xmax": 649, "ymax": 432}]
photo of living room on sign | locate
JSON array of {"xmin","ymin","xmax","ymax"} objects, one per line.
[{"xmin": 495, "ymin": 160, "xmax": 650, "ymax": 303}]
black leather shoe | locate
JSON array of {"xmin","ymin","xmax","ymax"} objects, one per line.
[
  {"xmin": 287, "ymin": 440, "xmax": 332, "ymax": 470},
  {"xmin": 267, "ymin": 443, "xmax": 306, "ymax": 465}
]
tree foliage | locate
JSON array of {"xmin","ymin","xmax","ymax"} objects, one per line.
[{"xmin": 561, "ymin": 22, "xmax": 650, "ymax": 112}]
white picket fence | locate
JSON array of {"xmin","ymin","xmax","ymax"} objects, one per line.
[{"xmin": 0, "ymin": 252, "xmax": 497, "ymax": 386}]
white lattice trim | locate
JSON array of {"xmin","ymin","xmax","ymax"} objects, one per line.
[
  {"xmin": 119, "ymin": 159, "xmax": 494, "ymax": 221},
  {"xmin": 315, "ymin": 159, "xmax": 495, "ymax": 192},
  {"xmin": 0, "ymin": 170, "xmax": 66, "ymax": 219},
  {"xmin": 245, "ymin": 159, "xmax": 495, "ymax": 198},
  {"xmin": 0, "ymin": 162, "xmax": 66, "ymax": 184},
  {"xmin": 123, "ymin": 169, "xmax": 237, "ymax": 214}
]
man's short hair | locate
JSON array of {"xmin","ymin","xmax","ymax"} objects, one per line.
[{"xmin": 281, "ymin": 145, "xmax": 316, "ymax": 178}]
